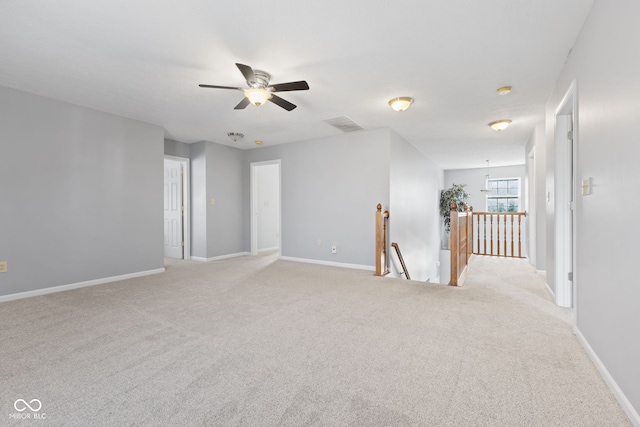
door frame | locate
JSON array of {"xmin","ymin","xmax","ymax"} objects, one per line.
[
  {"xmin": 164, "ymin": 155, "xmax": 191, "ymax": 260},
  {"xmin": 250, "ymin": 160, "xmax": 281, "ymax": 256},
  {"xmin": 553, "ymin": 80, "xmax": 578, "ymax": 310}
]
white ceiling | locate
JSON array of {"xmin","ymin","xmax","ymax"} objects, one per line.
[{"xmin": 0, "ymin": 0, "xmax": 594, "ymax": 170}]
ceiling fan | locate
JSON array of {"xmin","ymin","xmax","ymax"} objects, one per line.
[{"xmin": 199, "ymin": 63, "xmax": 309, "ymax": 111}]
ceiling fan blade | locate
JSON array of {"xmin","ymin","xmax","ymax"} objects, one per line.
[
  {"xmin": 199, "ymin": 84, "xmax": 243, "ymax": 91},
  {"xmin": 234, "ymin": 97, "xmax": 250, "ymax": 110},
  {"xmin": 268, "ymin": 80, "xmax": 310, "ymax": 92},
  {"xmin": 269, "ymin": 94, "xmax": 297, "ymax": 111},
  {"xmin": 236, "ymin": 63, "xmax": 256, "ymax": 83}
]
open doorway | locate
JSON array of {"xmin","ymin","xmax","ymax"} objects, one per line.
[
  {"xmin": 164, "ymin": 155, "xmax": 190, "ymax": 260},
  {"xmin": 554, "ymin": 80, "xmax": 577, "ymax": 309},
  {"xmin": 250, "ymin": 160, "xmax": 281, "ymax": 256}
]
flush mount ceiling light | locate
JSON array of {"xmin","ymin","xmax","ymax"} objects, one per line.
[
  {"xmin": 244, "ymin": 88, "xmax": 273, "ymax": 106},
  {"xmin": 489, "ymin": 119, "xmax": 512, "ymax": 131},
  {"xmin": 255, "ymin": 140, "xmax": 263, "ymax": 145},
  {"xmin": 388, "ymin": 97, "xmax": 414, "ymax": 112},
  {"xmin": 227, "ymin": 132, "xmax": 244, "ymax": 142},
  {"xmin": 497, "ymin": 86, "xmax": 512, "ymax": 95}
]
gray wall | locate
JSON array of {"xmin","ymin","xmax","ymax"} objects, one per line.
[
  {"xmin": 256, "ymin": 164, "xmax": 280, "ymax": 250},
  {"xmin": 190, "ymin": 142, "xmax": 208, "ymax": 258},
  {"xmin": 0, "ymin": 86, "xmax": 164, "ymax": 297},
  {"xmin": 164, "ymin": 138, "xmax": 191, "ymax": 158},
  {"xmin": 444, "ymin": 164, "xmax": 526, "ymax": 212},
  {"xmin": 207, "ymin": 142, "xmax": 244, "ymax": 257},
  {"xmin": 243, "ymin": 129, "xmax": 391, "ymax": 267},
  {"xmin": 546, "ymin": 0, "xmax": 640, "ymax": 417},
  {"xmin": 186, "ymin": 141, "xmax": 244, "ymax": 259},
  {"xmin": 389, "ymin": 130, "xmax": 443, "ymax": 281},
  {"xmin": 525, "ymin": 124, "xmax": 547, "ymax": 272}
]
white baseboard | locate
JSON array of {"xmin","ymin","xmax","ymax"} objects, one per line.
[
  {"xmin": 258, "ymin": 246, "xmax": 279, "ymax": 253},
  {"xmin": 545, "ymin": 282, "xmax": 555, "ymax": 299},
  {"xmin": 191, "ymin": 252, "xmax": 250, "ymax": 262},
  {"xmin": 0, "ymin": 268, "xmax": 166, "ymax": 303},
  {"xmin": 279, "ymin": 256, "xmax": 375, "ymax": 272},
  {"xmin": 575, "ymin": 328, "xmax": 640, "ymax": 427}
]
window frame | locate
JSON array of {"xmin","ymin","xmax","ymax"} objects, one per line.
[{"xmin": 485, "ymin": 177, "xmax": 521, "ymax": 212}]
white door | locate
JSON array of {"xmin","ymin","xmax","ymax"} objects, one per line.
[{"xmin": 164, "ymin": 159, "xmax": 183, "ymax": 258}]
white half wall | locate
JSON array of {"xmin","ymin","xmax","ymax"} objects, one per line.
[{"xmin": 389, "ymin": 130, "xmax": 443, "ymax": 281}]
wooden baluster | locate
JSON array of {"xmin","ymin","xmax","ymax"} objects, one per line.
[
  {"xmin": 518, "ymin": 214, "xmax": 523, "ymax": 258},
  {"xmin": 490, "ymin": 214, "xmax": 493, "ymax": 255},
  {"xmin": 497, "ymin": 214, "xmax": 500, "ymax": 256},
  {"xmin": 483, "ymin": 214, "xmax": 487, "ymax": 255},
  {"xmin": 510, "ymin": 214, "xmax": 514, "ymax": 257},
  {"xmin": 476, "ymin": 213, "xmax": 480, "ymax": 255},
  {"xmin": 503, "ymin": 214, "xmax": 507, "ymax": 257}
]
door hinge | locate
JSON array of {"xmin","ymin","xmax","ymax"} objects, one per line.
[
  {"xmin": 181, "ymin": 206, "xmax": 184, "ymax": 212},
  {"xmin": 568, "ymin": 130, "xmax": 573, "ymax": 140},
  {"xmin": 568, "ymin": 272, "xmax": 573, "ymax": 281},
  {"xmin": 181, "ymin": 242, "xmax": 185, "ymax": 247},
  {"xmin": 180, "ymin": 170, "xmax": 184, "ymax": 176}
]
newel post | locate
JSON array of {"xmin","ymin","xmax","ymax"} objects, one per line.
[
  {"xmin": 375, "ymin": 204, "xmax": 390, "ymax": 276},
  {"xmin": 450, "ymin": 202, "xmax": 459, "ymax": 286}
]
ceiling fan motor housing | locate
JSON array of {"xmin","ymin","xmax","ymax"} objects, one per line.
[{"xmin": 248, "ymin": 71, "xmax": 270, "ymax": 89}]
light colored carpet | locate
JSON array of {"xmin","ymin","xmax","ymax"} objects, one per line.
[{"xmin": 0, "ymin": 253, "xmax": 631, "ymax": 426}]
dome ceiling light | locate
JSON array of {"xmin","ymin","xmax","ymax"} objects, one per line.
[
  {"xmin": 388, "ymin": 97, "xmax": 414, "ymax": 112},
  {"xmin": 497, "ymin": 86, "xmax": 512, "ymax": 95},
  {"xmin": 489, "ymin": 119, "xmax": 512, "ymax": 131}
]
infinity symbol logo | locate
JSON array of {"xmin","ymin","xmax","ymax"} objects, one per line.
[{"xmin": 14, "ymin": 399, "xmax": 42, "ymax": 412}]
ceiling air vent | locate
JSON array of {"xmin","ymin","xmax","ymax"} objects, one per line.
[{"xmin": 323, "ymin": 116, "xmax": 364, "ymax": 133}]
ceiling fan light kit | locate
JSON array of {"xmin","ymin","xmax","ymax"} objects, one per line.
[
  {"xmin": 199, "ymin": 63, "xmax": 309, "ymax": 111},
  {"xmin": 388, "ymin": 97, "xmax": 414, "ymax": 112},
  {"xmin": 244, "ymin": 88, "xmax": 272, "ymax": 106},
  {"xmin": 489, "ymin": 119, "xmax": 512, "ymax": 131},
  {"xmin": 227, "ymin": 132, "xmax": 244, "ymax": 142}
]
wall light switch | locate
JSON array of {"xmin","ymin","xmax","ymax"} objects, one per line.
[
  {"xmin": 582, "ymin": 177, "xmax": 592, "ymax": 196},
  {"xmin": 211, "ymin": 198, "xmax": 216, "ymax": 205},
  {"xmin": 0, "ymin": 261, "xmax": 7, "ymax": 273}
]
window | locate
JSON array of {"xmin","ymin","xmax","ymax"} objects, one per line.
[{"xmin": 486, "ymin": 178, "xmax": 520, "ymax": 212}]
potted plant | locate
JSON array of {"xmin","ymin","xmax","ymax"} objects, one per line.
[{"xmin": 440, "ymin": 183, "xmax": 470, "ymax": 248}]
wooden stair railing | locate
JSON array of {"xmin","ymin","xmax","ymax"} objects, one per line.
[
  {"xmin": 391, "ymin": 242, "xmax": 410, "ymax": 280},
  {"xmin": 375, "ymin": 204, "xmax": 390, "ymax": 276},
  {"xmin": 471, "ymin": 211, "xmax": 527, "ymax": 258}
]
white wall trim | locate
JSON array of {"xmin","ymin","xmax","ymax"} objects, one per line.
[
  {"xmin": 575, "ymin": 328, "xmax": 640, "ymax": 427},
  {"xmin": 0, "ymin": 268, "xmax": 165, "ymax": 303},
  {"xmin": 250, "ymin": 159, "xmax": 282, "ymax": 257},
  {"xmin": 191, "ymin": 252, "xmax": 250, "ymax": 262},
  {"xmin": 279, "ymin": 256, "xmax": 375, "ymax": 272},
  {"xmin": 164, "ymin": 155, "xmax": 191, "ymax": 260},
  {"xmin": 258, "ymin": 246, "xmax": 279, "ymax": 253},
  {"xmin": 545, "ymin": 282, "xmax": 555, "ymax": 299}
]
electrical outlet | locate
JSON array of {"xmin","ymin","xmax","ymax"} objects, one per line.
[
  {"xmin": 332, "ymin": 242, "xmax": 337, "ymax": 254},
  {"xmin": 0, "ymin": 261, "xmax": 7, "ymax": 273},
  {"xmin": 210, "ymin": 198, "xmax": 216, "ymax": 205},
  {"xmin": 317, "ymin": 239, "xmax": 322, "ymax": 246}
]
